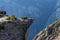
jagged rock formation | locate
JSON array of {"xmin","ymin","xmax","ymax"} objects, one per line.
[
  {"xmin": 0, "ymin": 11, "xmax": 33, "ymax": 40},
  {"xmin": 33, "ymin": 19, "xmax": 60, "ymax": 40}
]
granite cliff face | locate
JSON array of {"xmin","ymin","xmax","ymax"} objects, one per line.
[
  {"xmin": 33, "ymin": 19, "xmax": 60, "ymax": 40},
  {"xmin": 0, "ymin": 11, "xmax": 33, "ymax": 40}
]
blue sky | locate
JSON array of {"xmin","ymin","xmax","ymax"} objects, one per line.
[{"xmin": 0, "ymin": 0, "xmax": 58, "ymax": 40}]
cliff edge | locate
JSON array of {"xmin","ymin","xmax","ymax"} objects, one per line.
[{"xmin": 0, "ymin": 10, "xmax": 33, "ymax": 40}]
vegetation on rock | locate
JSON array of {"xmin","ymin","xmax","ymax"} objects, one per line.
[
  {"xmin": 6, "ymin": 14, "xmax": 17, "ymax": 21},
  {"xmin": 21, "ymin": 16, "xmax": 27, "ymax": 20},
  {"xmin": 0, "ymin": 10, "xmax": 8, "ymax": 17},
  {"xmin": 0, "ymin": 14, "xmax": 3, "ymax": 17}
]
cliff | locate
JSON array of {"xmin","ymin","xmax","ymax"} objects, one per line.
[
  {"xmin": 33, "ymin": 19, "xmax": 60, "ymax": 40},
  {"xmin": 0, "ymin": 11, "xmax": 33, "ymax": 40}
]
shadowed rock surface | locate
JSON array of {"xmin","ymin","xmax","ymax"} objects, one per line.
[
  {"xmin": 33, "ymin": 19, "xmax": 60, "ymax": 40},
  {"xmin": 0, "ymin": 11, "xmax": 33, "ymax": 40}
]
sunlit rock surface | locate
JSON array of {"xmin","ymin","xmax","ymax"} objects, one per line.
[
  {"xmin": 0, "ymin": 11, "xmax": 33, "ymax": 40},
  {"xmin": 33, "ymin": 19, "xmax": 60, "ymax": 40}
]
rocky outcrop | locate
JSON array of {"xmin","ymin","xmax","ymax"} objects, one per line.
[
  {"xmin": 33, "ymin": 19, "xmax": 60, "ymax": 40},
  {"xmin": 0, "ymin": 11, "xmax": 33, "ymax": 40}
]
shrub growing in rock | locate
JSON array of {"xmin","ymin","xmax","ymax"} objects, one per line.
[
  {"xmin": 6, "ymin": 14, "xmax": 17, "ymax": 21},
  {"xmin": 21, "ymin": 16, "xmax": 27, "ymax": 20},
  {"xmin": 0, "ymin": 14, "xmax": 3, "ymax": 17}
]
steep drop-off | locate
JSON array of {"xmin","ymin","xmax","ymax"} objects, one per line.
[{"xmin": 0, "ymin": 10, "xmax": 33, "ymax": 40}]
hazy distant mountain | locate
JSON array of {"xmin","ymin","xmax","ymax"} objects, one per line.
[{"xmin": 33, "ymin": 19, "xmax": 60, "ymax": 40}]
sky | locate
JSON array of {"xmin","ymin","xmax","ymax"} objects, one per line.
[{"xmin": 0, "ymin": 0, "xmax": 59, "ymax": 40}]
